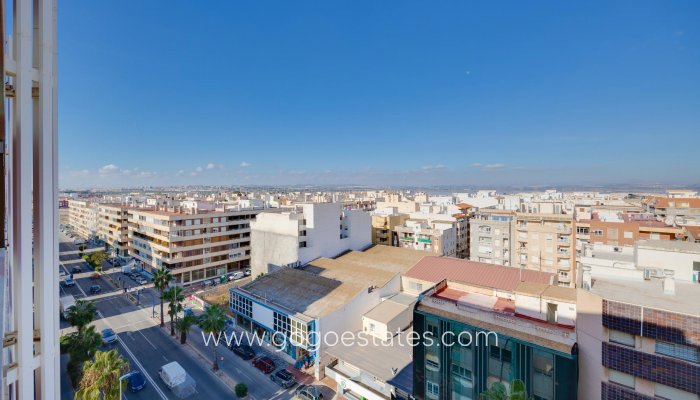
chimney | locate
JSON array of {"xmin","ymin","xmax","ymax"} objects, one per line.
[
  {"xmin": 582, "ymin": 265, "xmax": 592, "ymax": 291},
  {"xmin": 663, "ymin": 269, "xmax": 675, "ymax": 295}
]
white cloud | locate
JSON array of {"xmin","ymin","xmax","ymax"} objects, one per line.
[
  {"xmin": 176, "ymin": 169, "xmax": 186, "ymax": 177},
  {"xmin": 190, "ymin": 171, "xmax": 198, "ymax": 176},
  {"xmin": 421, "ymin": 164, "xmax": 445, "ymax": 171},
  {"xmin": 206, "ymin": 163, "xmax": 216, "ymax": 170},
  {"xmin": 471, "ymin": 163, "xmax": 506, "ymax": 171},
  {"xmin": 240, "ymin": 161, "xmax": 252, "ymax": 167},
  {"xmin": 195, "ymin": 166, "xmax": 203, "ymax": 172},
  {"xmin": 470, "ymin": 163, "xmax": 483, "ymax": 168},
  {"xmin": 98, "ymin": 164, "xmax": 120, "ymax": 174}
]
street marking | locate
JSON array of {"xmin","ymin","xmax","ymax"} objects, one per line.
[{"xmin": 138, "ymin": 329, "xmax": 157, "ymax": 350}]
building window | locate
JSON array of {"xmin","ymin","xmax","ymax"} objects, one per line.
[
  {"xmin": 623, "ymin": 231, "xmax": 633, "ymax": 239},
  {"xmin": 273, "ymin": 312, "xmax": 290, "ymax": 338},
  {"xmin": 609, "ymin": 370, "xmax": 635, "ymax": 389},
  {"xmin": 609, "ymin": 330, "xmax": 635, "ymax": 347},
  {"xmin": 426, "ymin": 381, "xmax": 439, "ymax": 399},
  {"xmin": 426, "ymin": 354, "xmax": 440, "ymax": 372},
  {"xmin": 655, "ymin": 383, "xmax": 697, "ymax": 400},
  {"xmin": 231, "ymin": 293, "xmax": 252, "ymax": 318},
  {"xmin": 655, "ymin": 341, "xmax": 700, "ymax": 363},
  {"xmin": 290, "ymin": 319, "xmax": 310, "ymax": 348},
  {"xmin": 409, "ymin": 281, "xmax": 423, "ymax": 292},
  {"xmin": 532, "ymin": 349, "xmax": 554, "ymax": 400},
  {"xmin": 592, "ymin": 230, "xmax": 603, "ymax": 237}
]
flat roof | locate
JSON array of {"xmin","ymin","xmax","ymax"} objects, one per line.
[
  {"xmin": 238, "ymin": 246, "xmax": 425, "ymax": 319},
  {"xmin": 589, "ymin": 277, "xmax": 700, "ymax": 316},
  {"xmin": 636, "ymin": 240, "xmax": 700, "ymax": 254},
  {"xmin": 326, "ymin": 329, "xmax": 413, "ymax": 389},
  {"xmin": 363, "ymin": 293, "xmax": 417, "ymax": 324}
]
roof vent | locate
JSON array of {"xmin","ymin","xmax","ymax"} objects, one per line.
[{"xmin": 663, "ymin": 269, "xmax": 675, "ymax": 295}]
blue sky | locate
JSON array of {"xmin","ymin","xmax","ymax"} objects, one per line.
[{"xmin": 59, "ymin": 1, "xmax": 700, "ymax": 189}]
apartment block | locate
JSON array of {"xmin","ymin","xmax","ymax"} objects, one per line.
[
  {"xmin": 577, "ymin": 270, "xmax": 700, "ymax": 400},
  {"xmin": 394, "ymin": 215, "xmax": 457, "ymax": 257},
  {"xmin": 576, "ymin": 212, "xmax": 682, "ymax": 249},
  {"xmin": 515, "ymin": 213, "xmax": 575, "ymax": 287},
  {"xmin": 128, "ymin": 202, "xmax": 261, "ymax": 284},
  {"xmin": 371, "ymin": 208, "xmax": 409, "ymax": 246},
  {"xmin": 469, "ymin": 210, "xmax": 515, "ymax": 267},
  {"xmin": 409, "ymin": 258, "xmax": 577, "ymax": 400},
  {"xmin": 68, "ymin": 199, "xmax": 99, "ymax": 239},
  {"xmin": 250, "ymin": 202, "xmax": 371, "ymax": 277},
  {"xmin": 96, "ymin": 204, "xmax": 130, "ymax": 256},
  {"xmin": 643, "ymin": 196, "xmax": 700, "ymax": 225}
]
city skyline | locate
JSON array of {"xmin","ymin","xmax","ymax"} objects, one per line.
[{"xmin": 59, "ymin": 1, "xmax": 700, "ymax": 188}]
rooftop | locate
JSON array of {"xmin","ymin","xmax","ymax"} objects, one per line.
[
  {"xmin": 636, "ymin": 239, "xmax": 700, "ymax": 254},
  {"xmin": 405, "ymin": 256, "xmax": 555, "ymax": 291},
  {"xmin": 363, "ymin": 293, "xmax": 417, "ymax": 324},
  {"xmin": 237, "ymin": 246, "xmax": 426, "ymax": 319},
  {"xmin": 588, "ymin": 277, "xmax": 700, "ymax": 316}
]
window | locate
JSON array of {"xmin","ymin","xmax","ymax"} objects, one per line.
[
  {"xmin": 409, "ymin": 281, "xmax": 423, "ymax": 292},
  {"xmin": 650, "ymin": 233, "xmax": 660, "ymax": 240},
  {"xmin": 609, "ymin": 330, "xmax": 635, "ymax": 347},
  {"xmin": 592, "ymin": 230, "xmax": 603, "ymax": 236},
  {"xmin": 532, "ymin": 350, "xmax": 554, "ymax": 400},
  {"xmin": 609, "ymin": 370, "xmax": 635, "ymax": 388},
  {"xmin": 655, "ymin": 383, "xmax": 697, "ymax": 400},
  {"xmin": 426, "ymin": 381, "xmax": 439, "ymax": 398},
  {"xmin": 607, "ymin": 228, "xmax": 618, "ymax": 238},
  {"xmin": 426, "ymin": 354, "xmax": 440, "ymax": 371},
  {"xmin": 426, "ymin": 321, "xmax": 439, "ymax": 338},
  {"xmin": 656, "ymin": 341, "xmax": 700, "ymax": 363},
  {"xmin": 231, "ymin": 293, "xmax": 252, "ymax": 318},
  {"xmin": 623, "ymin": 231, "xmax": 633, "ymax": 239},
  {"xmin": 273, "ymin": 312, "xmax": 291, "ymax": 337},
  {"xmin": 290, "ymin": 319, "xmax": 310, "ymax": 348}
]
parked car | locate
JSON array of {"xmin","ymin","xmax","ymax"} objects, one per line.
[
  {"xmin": 89, "ymin": 285, "xmax": 101, "ymax": 294},
  {"xmin": 270, "ymin": 369, "xmax": 296, "ymax": 388},
  {"xmin": 252, "ymin": 356, "xmax": 276, "ymax": 374},
  {"xmin": 62, "ymin": 277, "xmax": 76, "ymax": 287},
  {"xmin": 183, "ymin": 307, "xmax": 195, "ymax": 317},
  {"xmin": 59, "ymin": 269, "xmax": 67, "ymax": 278},
  {"xmin": 230, "ymin": 344, "xmax": 255, "ymax": 360},
  {"xmin": 71, "ymin": 266, "xmax": 82, "ymax": 273},
  {"xmin": 230, "ymin": 271, "xmax": 245, "ymax": 280},
  {"xmin": 101, "ymin": 328, "xmax": 117, "ymax": 344},
  {"xmin": 136, "ymin": 277, "xmax": 148, "ymax": 285},
  {"xmin": 90, "ymin": 272, "xmax": 100, "ymax": 280},
  {"xmin": 244, "ymin": 268, "xmax": 251, "ymax": 276},
  {"xmin": 127, "ymin": 370, "xmax": 147, "ymax": 392},
  {"xmin": 295, "ymin": 385, "xmax": 324, "ymax": 400}
]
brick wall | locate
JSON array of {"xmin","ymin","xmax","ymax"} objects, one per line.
[
  {"xmin": 603, "ymin": 342, "xmax": 700, "ymax": 395},
  {"xmin": 602, "ymin": 300, "xmax": 642, "ymax": 335}
]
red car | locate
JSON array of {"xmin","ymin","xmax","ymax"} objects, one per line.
[{"xmin": 252, "ymin": 356, "xmax": 276, "ymax": 374}]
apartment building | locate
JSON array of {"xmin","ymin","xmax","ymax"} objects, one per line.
[
  {"xmin": 394, "ymin": 216, "xmax": 457, "ymax": 257},
  {"xmin": 371, "ymin": 207, "xmax": 409, "ymax": 246},
  {"xmin": 577, "ymin": 268, "xmax": 700, "ymax": 400},
  {"xmin": 128, "ymin": 202, "xmax": 261, "ymax": 285},
  {"xmin": 453, "ymin": 204, "xmax": 473, "ymax": 259},
  {"xmin": 250, "ymin": 202, "xmax": 371, "ymax": 277},
  {"xmin": 96, "ymin": 204, "xmax": 130, "ymax": 256},
  {"xmin": 68, "ymin": 199, "xmax": 99, "ymax": 239},
  {"xmin": 515, "ymin": 213, "xmax": 576, "ymax": 287},
  {"xmin": 469, "ymin": 210, "xmax": 516, "ymax": 266},
  {"xmin": 408, "ymin": 258, "xmax": 577, "ymax": 400},
  {"xmin": 643, "ymin": 196, "xmax": 700, "ymax": 225},
  {"xmin": 575, "ymin": 212, "xmax": 682, "ymax": 250}
]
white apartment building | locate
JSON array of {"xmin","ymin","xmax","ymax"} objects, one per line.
[
  {"xmin": 96, "ymin": 204, "xmax": 130, "ymax": 256},
  {"xmin": 250, "ymin": 203, "xmax": 371, "ymax": 277},
  {"xmin": 394, "ymin": 214, "xmax": 457, "ymax": 257},
  {"xmin": 469, "ymin": 209, "xmax": 516, "ymax": 266}
]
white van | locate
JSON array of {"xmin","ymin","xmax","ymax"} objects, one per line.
[{"xmin": 159, "ymin": 361, "xmax": 186, "ymax": 388}]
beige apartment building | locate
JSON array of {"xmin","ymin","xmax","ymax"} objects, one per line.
[
  {"xmin": 371, "ymin": 210, "xmax": 409, "ymax": 246},
  {"xmin": 96, "ymin": 204, "xmax": 131, "ymax": 256},
  {"xmin": 469, "ymin": 209, "xmax": 516, "ymax": 267},
  {"xmin": 68, "ymin": 199, "xmax": 99, "ymax": 239},
  {"xmin": 128, "ymin": 204, "xmax": 262, "ymax": 285},
  {"xmin": 516, "ymin": 212, "xmax": 576, "ymax": 287}
]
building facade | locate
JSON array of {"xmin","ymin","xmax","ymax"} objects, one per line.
[
  {"xmin": 371, "ymin": 209, "xmax": 409, "ymax": 246},
  {"xmin": 96, "ymin": 204, "xmax": 130, "ymax": 256},
  {"xmin": 515, "ymin": 213, "xmax": 576, "ymax": 287},
  {"xmin": 68, "ymin": 199, "xmax": 99, "ymax": 240},
  {"xmin": 469, "ymin": 210, "xmax": 515, "ymax": 266}
]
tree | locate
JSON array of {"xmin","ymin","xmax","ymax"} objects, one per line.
[
  {"xmin": 75, "ymin": 349, "xmax": 129, "ymax": 400},
  {"xmin": 175, "ymin": 315, "xmax": 196, "ymax": 344},
  {"xmin": 64, "ymin": 325, "xmax": 102, "ymax": 387},
  {"xmin": 235, "ymin": 383, "xmax": 248, "ymax": 398},
  {"xmin": 153, "ymin": 268, "xmax": 173, "ymax": 328},
  {"xmin": 480, "ymin": 379, "xmax": 530, "ymax": 400},
  {"xmin": 198, "ymin": 304, "xmax": 227, "ymax": 371},
  {"xmin": 65, "ymin": 300, "xmax": 97, "ymax": 336},
  {"xmin": 87, "ymin": 251, "xmax": 108, "ymax": 269},
  {"xmin": 164, "ymin": 286, "xmax": 184, "ymax": 336}
]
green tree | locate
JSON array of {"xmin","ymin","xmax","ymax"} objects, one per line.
[
  {"xmin": 87, "ymin": 251, "xmax": 108, "ymax": 269},
  {"xmin": 164, "ymin": 286, "xmax": 184, "ymax": 336},
  {"xmin": 75, "ymin": 349, "xmax": 129, "ymax": 400},
  {"xmin": 235, "ymin": 383, "xmax": 248, "ymax": 398},
  {"xmin": 65, "ymin": 300, "xmax": 97, "ymax": 336},
  {"xmin": 175, "ymin": 315, "xmax": 196, "ymax": 344},
  {"xmin": 64, "ymin": 325, "xmax": 102, "ymax": 386},
  {"xmin": 480, "ymin": 379, "xmax": 530, "ymax": 400},
  {"xmin": 152, "ymin": 268, "xmax": 173, "ymax": 328},
  {"xmin": 198, "ymin": 304, "xmax": 227, "ymax": 371}
]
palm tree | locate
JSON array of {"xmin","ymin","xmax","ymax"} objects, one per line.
[
  {"xmin": 480, "ymin": 379, "xmax": 530, "ymax": 400},
  {"xmin": 198, "ymin": 304, "xmax": 227, "ymax": 371},
  {"xmin": 65, "ymin": 300, "xmax": 97, "ymax": 336},
  {"xmin": 67, "ymin": 325, "xmax": 103, "ymax": 363},
  {"xmin": 175, "ymin": 315, "xmax": 196, "ymax": 344},
  {"xmin": 153, "ymin": 268, "xmax": 172, "ymax": 328},
  {"xmin": 164, "ymin": 286, "xmax": 184, "ymax": 336},
  {"xmin": 75, "ymin": 349, "xmax": 129, "ymax": 400}
]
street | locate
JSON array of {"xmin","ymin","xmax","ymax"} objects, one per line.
[{"xmin": 58, "ymin": 233, "xmax": 312, "ymax": 400}]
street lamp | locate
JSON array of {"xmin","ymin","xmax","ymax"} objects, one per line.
[{"xmin": 118, "ymin": 372, "xmax": 132, "ymax": 400}]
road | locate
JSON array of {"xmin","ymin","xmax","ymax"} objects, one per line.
[{"xmin": 59, "ymin": 233, "xmax": 307, "ymax": 400}]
